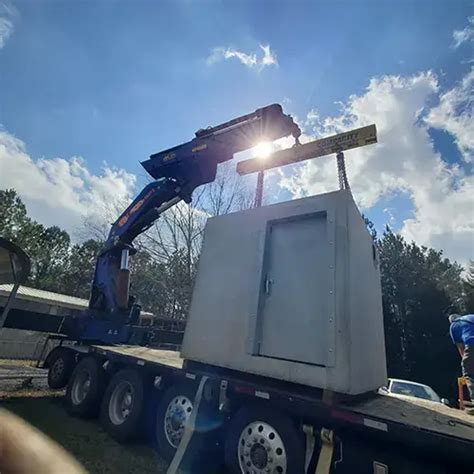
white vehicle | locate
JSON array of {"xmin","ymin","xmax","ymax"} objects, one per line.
[{"xmin": 380, "ymin": 378, "xmax": 450, "ymax": 406}]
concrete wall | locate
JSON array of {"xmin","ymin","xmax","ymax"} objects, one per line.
[{"xmin": 182, "ymin": 190, "xmax": 387, "ymax": 395}]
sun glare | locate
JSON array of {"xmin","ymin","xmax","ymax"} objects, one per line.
[{"xmin": 253, "ymin": 141, "xmax": 273, "ymax": 159}]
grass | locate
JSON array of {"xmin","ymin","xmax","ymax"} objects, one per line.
[
  {"xmin": 0, "ymin": 358, "xmax": 37, "ymax": 366},
  {"xmin": 2, "ymin": 397, "xmax": 167, "ymax": 474},
  {"xmin": 0, "ymin": 386, "xmax": 63, "ymax": 399}
]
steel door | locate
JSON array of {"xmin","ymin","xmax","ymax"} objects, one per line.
[{"xmin": 258, "ymin": 213, "xmax": 330, "ymax": 366}]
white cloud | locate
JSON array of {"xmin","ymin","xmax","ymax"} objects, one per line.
[
  {"xmin": 0, "ymin": 17, "xmax": 13, "ymax": 49},
  {"xmin": 208, "ymin": 47, "xmax": 257, "ymax": 67},
  {"xmin": 426, "ymin": 68, "xmax": 474, "ymax": 162},
  {"xmin": 0, "ymin": 1, "xmax": 15, "ymax": 49},
  {"xmin": 453, "ymin": 16, "xmax": 474, "ymax": 48},
  {"xmin": 259, "ymin": 44, "xmax": 278, "ymax": 66},
  {"xmin": 383, "ymin": 207, "xmax": 397, "ymax": 227},
  {"xmin": 279, "ymin": 71, "xmax": 474, "ymax": 265},
  {"xmin": 0, "ymin": 129, "xmax": 136, "ymax": 238},
  {"xmin": 207, "ymin": 43, "xmax": 278, "ymax": 69}
]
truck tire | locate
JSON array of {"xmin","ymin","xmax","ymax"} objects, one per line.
[
  {"xmin": 155, "ymin": 382, "xmax": 196, "ymax": 462},
  {"xmin": 46, "ymin": 347, "xmax": 75, "ymax": 389},
  {"xmin": 65, "ymin": 356, "xmax": 106, "ymax": 418},
  {"xmin": 225, "ymin": 405, "xmax": 305, "ymax": 474},
  {"xmin": 100, "ymin": 369, "xmax": 147, "ymax": 442}
]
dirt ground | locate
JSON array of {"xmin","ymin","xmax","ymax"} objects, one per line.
[
  {"xmin": 0, "ymin": 359, "xmax": 53, "ymax": 395},
  {"xmin": 1, "ymin": 396, "xmax": 167, "ymax": 474}
]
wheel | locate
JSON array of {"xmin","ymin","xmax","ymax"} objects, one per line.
[
  {"xmin": 100, "ymin": 369, "xmax": 147, "ymax": 442},
  {"xmin": 155, "ymin": 382, "xmax": 196, "ymax": 462},
  {"xmin": 224, "ymin": 404, "xmax": 305, "ymax": 474},
  {"xmin": 65, "ymin": 356, "xmax": 106, "ymax": 418},
  {"xmin": 46, "ymin": 347, "xmax": 75, "ymax": 389}
]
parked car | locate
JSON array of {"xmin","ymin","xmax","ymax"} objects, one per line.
[{"xmin": 379, "ymin": 378, "xmax": 450, "ymax": 406}]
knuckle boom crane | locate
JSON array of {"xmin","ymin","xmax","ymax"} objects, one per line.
[{"xmin": 63, "ymin": 104, "xmax": 301, "ymax": 344}]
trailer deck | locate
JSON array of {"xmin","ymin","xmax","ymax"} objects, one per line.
[
  {"xmin": 89, "ymin": 344, "xmax": 474, "ymax": 444},
  {"xmin": 347, "ymin": 392, "xmax": 474, "ymax": 441},
  {"xmin": 92, "ymin": 345, "xmax": 183, "ymax": 369}
]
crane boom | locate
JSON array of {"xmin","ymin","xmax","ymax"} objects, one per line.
[{"xmin": 64, "ymin": 104, "xmax": 300, "ymax": 344}]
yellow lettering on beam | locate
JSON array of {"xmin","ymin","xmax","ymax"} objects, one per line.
[{"xmin": 236, "ymin": 124, "xmax": 377, "ymax": 176}]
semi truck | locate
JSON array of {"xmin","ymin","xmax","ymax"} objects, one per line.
[
  {"xmin": 1, "ymin": 104, "xmax": 473, "ymax": 473},
  {"xmin": 40, "ymin": 191, "xmax": 473, "ymax": 474}
]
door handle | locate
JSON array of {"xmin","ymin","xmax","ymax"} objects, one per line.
[{"xmin": 264, "ymin": 277, "xmax": 274, "ymax": 295}]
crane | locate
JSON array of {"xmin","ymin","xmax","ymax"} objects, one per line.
[{"xmin": 63, "ymin": 104, "xmax": 301, "ymax": 344}]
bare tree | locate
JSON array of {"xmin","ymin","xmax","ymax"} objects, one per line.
[
  {"xmin": 75, "ymin": 162, "xmax": 252, "ymax": 320},
  {"xmin": 140, "ymin": 188, "xmax": 207, "ymax": 280},
  {"xmin": 137, "ymin": 162, "xmax": 252, "ymax": 319},
  {"xmin": 77, "ymin": 198, "xmax": 129, "ymax": 242},
  {"xmin": 203, "ymin": 162, "xmax": 253, "ymax": 216},
  {"xmin": 142, "ymin": 162, "xmax": 252, "ymax": 267}
]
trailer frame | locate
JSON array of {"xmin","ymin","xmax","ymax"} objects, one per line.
[{"xmin": 43, "ymin": 341, "xmax": 474, "ymax": 474}]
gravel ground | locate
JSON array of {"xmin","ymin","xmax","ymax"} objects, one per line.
[{"xmin": 0, "ymin": 360, "xmax": 53, "ymax": 396}]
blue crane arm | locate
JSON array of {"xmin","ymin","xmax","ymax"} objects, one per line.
[
  {"xmin": 104, "ymin": 104, "xmax": 300, "ymax": 253},
  {"xmin": 88, "ymin": 179, "xmax": 181, "ymax": 316},
  {"xmin": 69, "ymin": 104, "xmax": 300, "ymax": 343}
]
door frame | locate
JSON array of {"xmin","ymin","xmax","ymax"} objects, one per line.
[{"xmin": 245, "ymin": 209, "xmax": 337, "ymax": 367}]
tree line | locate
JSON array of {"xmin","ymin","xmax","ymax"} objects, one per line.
[
  {"xmin": 375, "ymin": 223, "xmax": 473, "ymax": 398},
  {"xmin": 0, "ymin": 185, "xmax": 472, "ymax": 399}
]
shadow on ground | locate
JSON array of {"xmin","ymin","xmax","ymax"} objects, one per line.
[{"xmin": 2, "ymin": 396, "xmax": 167, "ymax": 474}]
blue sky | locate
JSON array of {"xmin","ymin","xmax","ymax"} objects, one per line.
[{"xmin": 0, "ymin": 0, "xmax": 472, "ymax": 263}]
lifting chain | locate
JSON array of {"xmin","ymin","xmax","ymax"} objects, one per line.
[{"xmin": 336, "ymin": 152, "xmax": 351, "ymax": 191}]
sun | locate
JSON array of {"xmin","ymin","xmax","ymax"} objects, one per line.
[{"xmin": 252, "ymin": 141, "xmax": 273, "ymax": 159}]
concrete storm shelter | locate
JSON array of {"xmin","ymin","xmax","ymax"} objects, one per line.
[{"xmin": 182, "ymin": 190, "xmax": 387, "ymax": 395}]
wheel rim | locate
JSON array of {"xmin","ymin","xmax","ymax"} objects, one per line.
[
  {"xmin": 71, "ymin": 369, "xmax": 91, "ymax": 405},
  {"xmin": 51, "ymin": 358, "xmax": 64, "ymax": 380},
  {"xmin": 109, "ymin": 381, "xmax": 134, "ymax": 425},
  {"xmin": 164, "ymin": 395, "xmax": 193, "ymax": 448},
  {"xmin": 238, "ymin": 421, "xmax": 287, "ymax": 474}
]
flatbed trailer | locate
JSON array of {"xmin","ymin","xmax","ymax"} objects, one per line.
[{"xmin": 41, "ymin": 341, "xmax": 474, "ymax": 474}]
